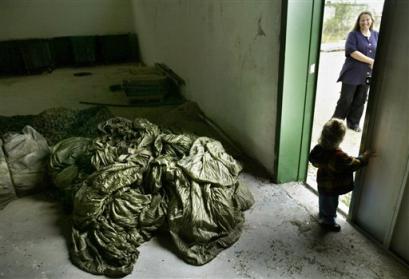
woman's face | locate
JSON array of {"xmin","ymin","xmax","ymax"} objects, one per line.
[{"xmin": 359, "ymin": 14, "xmax": 373, "ymax": 31}]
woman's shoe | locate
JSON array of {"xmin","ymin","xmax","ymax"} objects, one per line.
[
  {"xmin": 319, "ymin": 222, "xmax": 341, "ymax": 232},
  {"xmin": 348, "ymin": 125, "xmax": 362, "ymax": 132}
]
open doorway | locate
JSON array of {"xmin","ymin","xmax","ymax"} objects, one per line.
[{"xmin": 306, "ymin": 0, "xmax": 384, "ymax": 214}]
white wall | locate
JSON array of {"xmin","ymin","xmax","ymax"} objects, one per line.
[
  {"xmin": 131, "ymin": 0, "xmax": 281, "ymax": 173},
  {"xmin": 0, "ymin": 0, "xmax": 134, "ymax": 40}
]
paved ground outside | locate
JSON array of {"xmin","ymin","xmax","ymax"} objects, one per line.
[{"xmin": 307, "ymin": 51, "xmax": 368, "ymax": 211}]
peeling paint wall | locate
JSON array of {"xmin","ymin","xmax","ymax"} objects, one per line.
[
  {"xmin": 131, "ymin": 0, "xmax": 281, "ymax": 174},
  {"xmin": 0, "ymin": 0, "xmax": 134, "ymax": 40}
]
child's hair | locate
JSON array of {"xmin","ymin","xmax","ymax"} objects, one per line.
[{"xmin": 319, "ymin": 118, "xmax": 346, "ymax": 149}]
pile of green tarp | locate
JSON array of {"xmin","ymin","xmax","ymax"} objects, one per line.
[{"xmin": 49, "ymin": 117, "xmax": 254, "ymax": 277}]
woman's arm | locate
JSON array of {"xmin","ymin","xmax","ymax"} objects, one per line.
[{"xmin": 351, "ymin": 51, "xmax": 374, "ymax": 69}]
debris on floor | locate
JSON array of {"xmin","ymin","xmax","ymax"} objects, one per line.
[
  {"xmin": 0, "ymin": 106, "xmax": 114, "ymax": 145},
  {"xmin": 73, "ymin": 72, "xmax": 92, "ymax": 77},
  {"xmin": 105, "ymin": 63, "xmax": 186, "ymax": 106}
]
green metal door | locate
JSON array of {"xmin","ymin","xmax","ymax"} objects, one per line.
[{"xmin": 275, "ymin": 0, "xmax": 324, "ymax": 183}]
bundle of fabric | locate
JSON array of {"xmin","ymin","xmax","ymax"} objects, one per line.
[
  {"xmin": 0, "ymin": 126, "xmax": 50, "ymax": 209},
  {"xmin": 49, "ymin": 117, "xmax": 254, "ymax": 277}
]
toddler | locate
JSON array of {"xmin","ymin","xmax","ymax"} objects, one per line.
[{"xmin": 309, "ymin": 118, "xmax": 373, "ymax": 231}]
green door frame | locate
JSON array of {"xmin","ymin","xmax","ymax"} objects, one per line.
[{"xmin": 274, "ymin": 0, "xmax": 324, "ymax": 183}]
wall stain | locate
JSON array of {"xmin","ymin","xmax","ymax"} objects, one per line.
[
  {"xmin": 239, "ymin": 15, "xmax": 267, "ymax": 88},
  {"xmin": 257, "ymin": 16, "xmax": 266, "ymax": 37}
]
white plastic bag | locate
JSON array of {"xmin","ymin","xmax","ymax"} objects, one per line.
[
  {"xmin": 3, "ymin": 126, "xmax": 50, "ymax": 196},
  {"xmin": 0, "ymin": 139, "xmax": 16, "ymax": 209}
]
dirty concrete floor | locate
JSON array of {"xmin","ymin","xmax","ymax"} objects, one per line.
[
  {"xmin": 0, "ymin": 64, "xmax": 408, "ymax": 278},
  {"xmin": 1, "ymin": 174, "xmax": 408, "ymax": 279}
]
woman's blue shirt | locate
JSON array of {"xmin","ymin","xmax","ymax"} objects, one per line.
[{"xmin": 338, "ymin": 30, "xmax": 379, "ymax": 85}]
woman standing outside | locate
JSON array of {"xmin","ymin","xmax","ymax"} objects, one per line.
[{"xmin": 333, "ymin": 11, "xmax": 378, "ymax": 132}]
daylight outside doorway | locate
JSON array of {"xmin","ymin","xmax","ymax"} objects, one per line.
[{"xmin": 306, "ymin": 0, "xmax": 384, "ymax": 214}]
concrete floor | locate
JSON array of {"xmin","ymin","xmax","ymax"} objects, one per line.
[{"xmin": 1, "ymin": 65, "xmax": 408, "ymax": 278}]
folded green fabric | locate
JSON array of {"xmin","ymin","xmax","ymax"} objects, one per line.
[{"xmin": 49, "ymin": 117, "xmax": 254, "ymax": 277}]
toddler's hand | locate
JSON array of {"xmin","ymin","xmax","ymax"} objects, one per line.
[{"xmin": 363, "ymin": 150, "xmax": 376, "ymax": 159}]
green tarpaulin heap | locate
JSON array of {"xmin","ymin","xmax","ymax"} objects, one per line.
[{"xmin": 49, "ymin": 117, "xmax": 254, "ymax": 277}]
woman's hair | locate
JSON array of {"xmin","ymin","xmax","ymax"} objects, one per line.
[
  {"xmin": 353, "ymin": 11, "xmax": 375, "ymax": 31},
  {"xmin": 319, "ymin": 118, "xmax": 346, "ymax": 149}
]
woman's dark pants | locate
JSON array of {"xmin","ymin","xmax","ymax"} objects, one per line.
[{"xmin": 333, "ymin": 83, "xmax": 368, "ymax": 128}]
